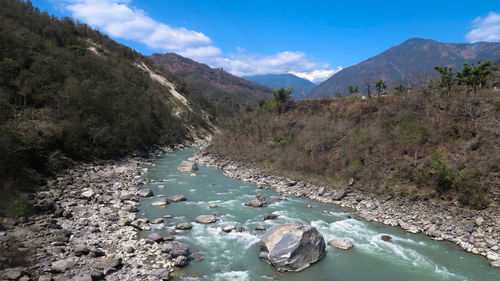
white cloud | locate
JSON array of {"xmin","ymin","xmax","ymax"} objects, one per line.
[
  {"xmin": 289, "ymin": 67, "xmax": 343, "ymax": 83},
  {"xmin": 60, "ymin": 0, "xmax": 338, "ymax": 79},
  {"xmin": 63, "ymin": 0, "xmax": 211, "ymax": 51},
  {"xmin": 178, "ymin": 46, "xmax": 222, "ymax": 61},
  {"xmin": 466, "ymin": 12, "xmax": 500, "ymax": 43},
  {"xmin": 207, "ymin": 51, "xmax": 332, "ymax": 77}
]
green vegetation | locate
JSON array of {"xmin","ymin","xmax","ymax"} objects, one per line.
[
  {"xmin": 375, "ymin": 79, "xmax": 387, "ymax": 96},
  {"xmin": 435, "ymin": 61, "xmax": 492, "ymax": 94},
  {"xmin": 0, "ymin": 0, "xmax": 214, "ymax": 215},
  {"xmin": 272, "ymin": 87, "xmax": 293, "ymax": 103},
  {"xmin": 348, "ymin": 85, "xmax": 360, "ymax": 96},
  {"xmin": 211, "ymin": 78, "xmax": 500, "ymax": 209},
  {"xmin": 434, "ymin": 66, "xmax": 455, "ymax": 96}
]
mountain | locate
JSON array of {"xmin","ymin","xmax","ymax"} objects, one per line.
[
  {"xmin": 149, "ymin": 53, "xmax": 272, "ymax": 114},
  {"xmin": 242, "ymin": 73, "xmax": 316, "ymax": 100},
  {"xmin": 308, "ymin": 38, "xmax": 500, "ymax": 98},
  {"xmin": 0, "ymin": 0, "xmax": 215, "ymax": 206}
]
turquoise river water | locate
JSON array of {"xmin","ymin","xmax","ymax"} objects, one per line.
[{"xmin": 137, "ymin": 147, "xmax": 499, "ymax": 281}]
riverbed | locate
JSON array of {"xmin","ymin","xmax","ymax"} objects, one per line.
[{"xmin": 138, "ymin": 147, "xmax": 499, "ymax": 281}]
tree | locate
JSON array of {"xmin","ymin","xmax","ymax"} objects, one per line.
[
  {"xmin": 366, "ymin": 82, "xmax": 372, "ymax": 97},
  {"xmin": 394, "ymin": 85, "xmax": 408, "ymax": 96},
  {"xmin": 457, "ymin": 61, "xmax": 492, "ymax": 93},
  {"xmin": 375, "ymin": 79, "xmax": 387, "ymax": 96},
  {"xmin": 434, "ymin": 66, "xmax": 455, "ymax": 96},
  {"xmin": 348, "ymin": 85, "xmax": 360, "ymax": 96},
  {"xmin": 272, "ymin": 87, "xmax": 293, "ymax": 104}
]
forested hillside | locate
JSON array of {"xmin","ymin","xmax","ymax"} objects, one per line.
[
  {"xmin": 150, "ymin": 53, "xmax": 272, "ymax": 117},
  {"xmin": 0, "ymin": 0, "xmax": 215, "ymax": 214},
  {"xmin": 309, "ymin": 38, "xmax": 500, "ymax": 97}
]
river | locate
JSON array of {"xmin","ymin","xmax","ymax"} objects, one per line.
[{"xmin": 137, "ymin": 147, "xmax": 499, "ymax": 281}]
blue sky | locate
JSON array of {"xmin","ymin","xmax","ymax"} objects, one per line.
[{"xmin": 32, "ymin": 0, "xmax": 500, "ymax": 82}]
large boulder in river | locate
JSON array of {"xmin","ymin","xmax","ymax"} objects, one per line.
[
  {"xmin": 195, "ymin": 214, "xmax": 216, "ymax": 224},
  {"xmin": 258, "ymin": 223, "xmax": 326, "ymax": 272},
  {"xmin": 178, "ymin": 161, "xmax": 198, "ymax": 172},
  {"xmin": 169, "ymin": 195, "xmax": 187, "ymax": 202},
  {"xmin": 245, "ymin": 194, "xmax": 267, "ymax": 207},
  {"xmin": 328, "ymin": 239, "xmax": 354, "ymax": 250}
]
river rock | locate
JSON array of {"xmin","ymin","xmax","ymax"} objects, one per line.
[
  {"xmin": 38, "ymin": 274, "xmax": 53, "ymax": 281},
  {"xmin": 258, "ymin": 223, "xmax": 326, "ymax": 272},
  {"xmin": 475, "ymin": 217, "xmax": 484, "ymax": 226},
  {"xmin": 178, "ymin": 161, "xmax": 198, "ymax": 172},
  {"xmin": 222, "ymin": 225, "xmax": 236, "ymax": 232},
  {"xmin": 160, "ymin": 241, "xmax": 189, "ymax": 258},
  {"xmin": 491, "ymin": 260, "xmax": 500, "ymax": 267},
  {"xmin": 137, "ymin": 189, "xmax": 153, "ymax": 197},
  {"xmin": 153, "ymin": 269, "xmax": 170, "ymax": 280},
  {"xmin": 348, "ymin": 177, "xmax": 355, "ymax": 186},
  {"xmin": 317, "ymin": 187, "xmax": 325, "ymax": 196},
  {"xmin": 245, "ymin": 195, "xmax": 267, "ymax": 207},
  {"xmin": 99, "ymin": 256, "xmax": 122, "ymax": 275},
  {"xmin": 74, "ymin": 246, "xmax": 90, "ymax": 256},
  {"xmin": 81, "ymin": 190, "xmax": 95, "ymax": 199},
  {"xmin": 51, "ymin": 258, "xmax": 76, "ymax": 273},
  {"xmin": 147, "ymin": 232, "xmax": 163, "ymax": 243},
  {"xmin": 381, "ymin": 235, "xmax": 392, "ymax": 242},
  {"xmin": 176, "ymin": 222, "xmax": 193, "ymax": 230},
  {"xmin": 151, "ymin": 199, "xmax": 169, "ymax": 206},
  {"xmin": 332, "ymin": 189, "xmax": 348, "ymax": 200},
  {"xmin": 1, "ymin": 268, "xmax": 26, "ymax": 280},
  {"xmin": 169, "ymin": 195, "xmax": 187, "ymax": 202},
  {"xmin": 151, "ymin": 218, "xmax": 164, "ymax": 224},
  {"xmin": 263, "ymin": 214, "xmax": 278, "ymax": 221},
  {"xmin": 173, "ymin": 255, "xmax": 188, "ymax": 267},
  {"xmin": 328, "ymin": 239, "xmax": 354, "ymax": 250},
  {"xmin": 255, "ymin": 226, "xmax": 266, "ymax": 231},
  {"xmin": 69, "ymin": 273, "xmax": 93, "ymax": 281},
  {"xmin": 209, "ymin": 204, "xmax": 217, "ymax": 208},
  {"xmin": 195, "ymin": 215, "xmax": 216, "ymax": 224}
]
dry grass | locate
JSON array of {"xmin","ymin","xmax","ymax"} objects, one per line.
[{"xmin": 210, "ymin": 89, "xmax": 500, "ymax": 209}]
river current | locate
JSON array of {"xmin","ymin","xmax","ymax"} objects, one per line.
[{"xmin": 137, "ymin": 147, "xmax": 499, "ymax": 281}]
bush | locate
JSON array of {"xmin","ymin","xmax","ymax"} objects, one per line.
[
  {"xmin": 4, "ymin": 199, "xmax": 28, "ymax": 217},
  {"xmin": 455, "ymin": 169, "xmax": 488, "ymax": 209},
  {"xmin": 431, "ymin": 159, "xmax": 454, "ymax": 191}
]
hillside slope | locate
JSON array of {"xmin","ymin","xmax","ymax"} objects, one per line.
[
  {"xmin": 243, "ymin": 73, "xmax": 316, "ymax": 99},
  {"xmin": 0, "ymin": 0, "xmax": 215, "ymax": 211},
  {"xmin": 309, "ymin": 38, "xmax": 500, "ymax": 97},
  {"xmin": 211, "ymin": 88, "xmax": 500, "ymax": 209},
  {"xmin": 149, "ymin": 53, "xmax": 272, "ymax": 114}
]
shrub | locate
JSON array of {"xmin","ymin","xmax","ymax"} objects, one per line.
[
  {"xmin": 431, "ymin": 159, "xmax": 454, "ymax": 191},
  {"xmin": 455, "ymin": 169, "xmax": 488, "ymax": 209},
  {"xmin": 5, "ymin": 199, "xmax": 27, "ymax": 218}
]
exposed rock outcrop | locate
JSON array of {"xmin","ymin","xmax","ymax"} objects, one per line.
[{"xmin": 258, "ymin": 223, "xmax": 326, "ymax": 272}]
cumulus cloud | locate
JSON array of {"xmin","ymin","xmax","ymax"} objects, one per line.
[
  {"xmin": 289, "ymin": 67, "xmax": 343, "ymax": 83},
  {"xmin": 466, "ymin": 12, "xmax": 500, "ymax": 43},
  {"xmin": 63, "ymin": 0, "xmax": 211, "ymax": 50},
  {"xmin": 193, "ymin": 50, "xmax": 334, "ymax": 78},
  {"xmin": 60, "ymin": 0, "xmax": 338, "ymax": 79}
]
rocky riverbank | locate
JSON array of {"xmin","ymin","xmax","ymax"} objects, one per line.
[
  {"xmin": 192, "ymin": 150, "xmax": 500, "ymax": 268},
  {"xmin": 0, "ymin": 142, "xmax": 205, "ymax": 281}
]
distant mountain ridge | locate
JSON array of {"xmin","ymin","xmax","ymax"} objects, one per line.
[
  {"xmin": 242, "ymin": 73, "xmax": 316, "ymax": 100},
  {"xmin": 150, "ymin": 53, "xmax": 271, "ymax": 114},
  {"xmin": 308, "ymin": 38, "xmax": 500, "ymax": 98}
]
